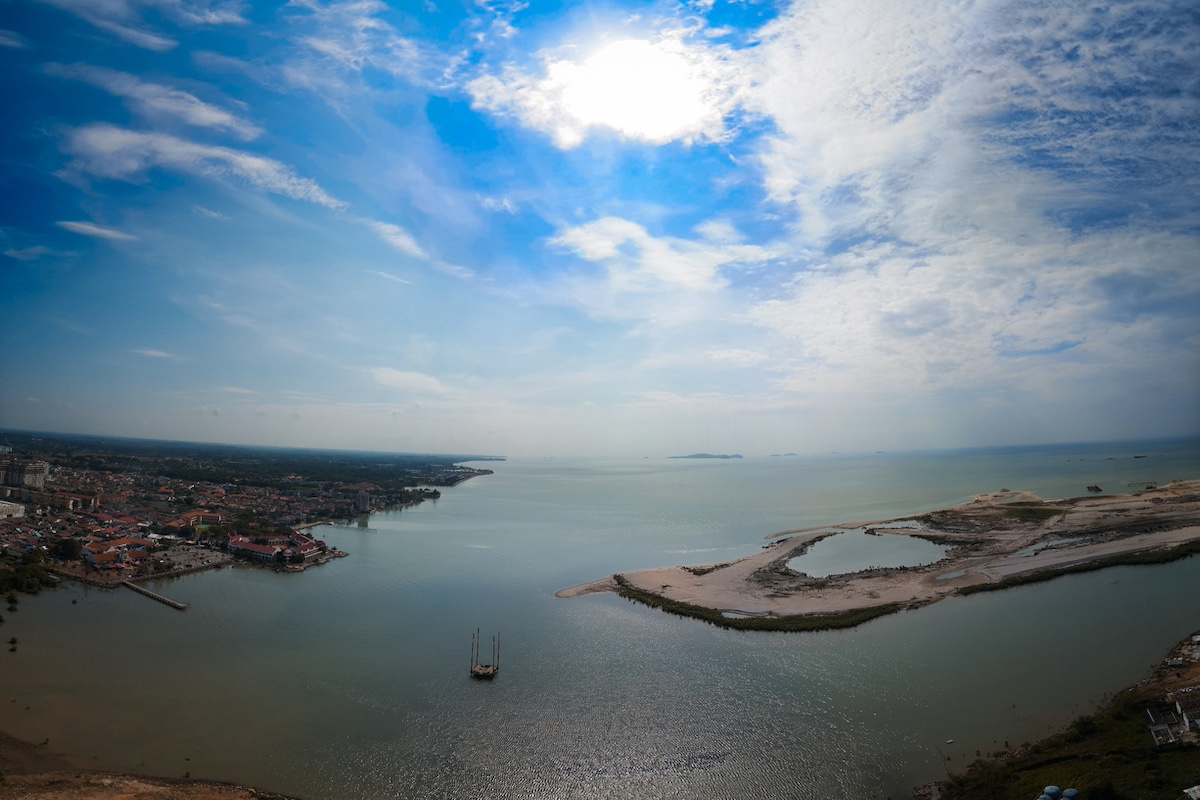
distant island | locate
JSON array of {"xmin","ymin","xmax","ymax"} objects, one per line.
[{"xmin": 668, "ymin": 453, "xmax": 743, "ymax": 459}]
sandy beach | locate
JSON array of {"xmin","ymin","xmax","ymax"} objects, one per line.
[{"xmin": 557, "ymin": 480, "xmax": 1200, "ymax": 619}]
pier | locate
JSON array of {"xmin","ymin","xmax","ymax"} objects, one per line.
[{"xmin": 122, "ymin": 580, "xmax": 189, "ymax": 611}]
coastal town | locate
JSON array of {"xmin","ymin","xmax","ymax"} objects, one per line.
[{"xmin": 0, "ymin": 433, "xmax": 495, "ymax": 590}]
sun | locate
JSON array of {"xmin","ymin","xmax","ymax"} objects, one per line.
[{"xmin": 547, "ymin": 38, "xmax": 721, "ymax": 145}]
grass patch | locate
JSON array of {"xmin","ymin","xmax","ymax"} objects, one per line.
[
  {"xmin": 957, "ymin": 539, "xmax": 1200, "ymax": 596},
  {"xmin": 683, "ymin": 562, "xmax": 733, "ymax": 576},
  {"xmin": 611, "ymin": 574, "xmax": 907, "ymax": 632}
]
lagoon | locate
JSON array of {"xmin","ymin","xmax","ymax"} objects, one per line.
[{"xmin": 3, "ymin": 438, "xmax": 1199, "ymax": 799}]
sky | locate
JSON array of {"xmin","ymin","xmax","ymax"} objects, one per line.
[{"xmin": 1, "ymin": 0, "xmax": 1198, "ymax": 458}]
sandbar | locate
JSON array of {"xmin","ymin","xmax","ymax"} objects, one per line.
[{"xmin": 557, "ymin": 480, "xmax": 1200, "ymax": 624}]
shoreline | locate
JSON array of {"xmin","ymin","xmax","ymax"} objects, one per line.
[
  {"xmin": 557, "ymin": 480, "xmax": 1200, "ymax": 631},
  {"xmin": 918, "ymin": 625, "xmax": 1200, "ymax": 799}
]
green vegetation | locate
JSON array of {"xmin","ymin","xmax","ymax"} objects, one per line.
[
  {"xmin": 958, "ymin": 540, "xmax": 1200, "ymax": 596},
  {"xmin": 683, "ymin": 562, "xmax": 733, "ymax": 576},
  {"xmin": 611, "ymin": 574, "xmax": 906, "ymax": 632},
  {"xmin": 0, "ymin": 558, "xmax": 57, "ymax": 596},
  {"xmin": 937, "ymin": 688, "xmax": 1200, "ymax": 800},
  {"xmin": 1002, "ymin": 504, "xmax": 1066, "ymax": 520}
]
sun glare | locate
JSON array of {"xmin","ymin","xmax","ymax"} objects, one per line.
[{"xmin": 550, "ymin": 39, "xmax": 719, "ymax": 144}]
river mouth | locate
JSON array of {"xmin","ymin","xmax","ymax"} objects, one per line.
[{"xmin": 787, "ymin": 529, "xmax": 948, "ymax": 577}]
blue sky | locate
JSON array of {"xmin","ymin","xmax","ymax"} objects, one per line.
[{"xmin": 1, "ymin": 0, "xmax": 1198, "ymax": 457}]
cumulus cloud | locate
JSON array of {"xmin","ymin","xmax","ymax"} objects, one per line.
[
  {"xmin": 469, "ymin": 34, "xmax": 744, "ymax": 148},
  {"xmin": 56, "ymin": 220, "xmax": 138, "ymax": 240},
  {"xmin": 60, "ymin": 124, "xmax": 344, "ymax": 208},
  {"xmin": 746, "ymin": 0, "xmax": 1200, "ymax": 243},
  {"xmin": 47, "ymin": 64, "xmax": 262, "ymax": 140}
]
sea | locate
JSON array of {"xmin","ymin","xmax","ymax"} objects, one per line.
[{"xmin": 3, "ymin": 437, "xmax": 1199, "ymax": 799}]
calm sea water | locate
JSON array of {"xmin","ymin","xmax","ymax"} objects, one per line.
[{"xmin": 3, "ymin": 438, "xmax": 1199, "ymax": 799}]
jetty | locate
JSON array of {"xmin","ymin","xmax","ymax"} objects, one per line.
[
  {"xmin": 470, "ymin": 628, "xmax": 499, "ymax": 679},
  {"xmin": 122, "ymin": 580, "xmax": 189, "ymax": 611}
]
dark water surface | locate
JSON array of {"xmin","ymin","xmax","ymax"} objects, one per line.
[{"xmin": 3, "ymin": 439, "xmax": 1198, "ymax": 798}]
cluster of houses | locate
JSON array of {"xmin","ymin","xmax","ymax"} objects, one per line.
[
  {"xmin": 83, "ymin": 535, "xmax": 157, "ymax": 569},
  {"xmin": 1145, "ymin": 633, "xmax": 1200, "ymax": 749},
  {"xmin": 227, "ymin": 529, "xmax": 327, "ymax": 564}
]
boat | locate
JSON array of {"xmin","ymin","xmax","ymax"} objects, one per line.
[{"xmin": 470, "ymin": 628, "xmax": 499, "ymax": 679}]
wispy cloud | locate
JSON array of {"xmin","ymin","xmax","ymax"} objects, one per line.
[
  {"xmin": 366, "ymin": 220, "xmax": 427, "ymax": 259},
  {"xmin": 550, "ymin": 216, "xmax": 772, "ymax": 292},
  {"xmin": 371, "ymin": 368, "xmax": 457, "ymax": 397},
  {"xmin": 369, "ymin": 270, "xmax": 411, "ymax": 285},
  {"xmin": 38, "ymin": 0, "xmax": 177, "ymax": 50},
  {"xmin": 0, "ymin": 29, "xmax": 30, "ymax": 48},
  {"xmin": 37, "ymin": 0, "xmax": 247, "ymax": 51},
  {"xmin": 61, "ymin": 124, "xmax": 344, "ymax": 208},
  {"xmin": 56, "ymin": 220, "xmax": 138, "ymax": 240},
  {"xmin": 47, "ymin": 63, "xmax": 262, "ymax": 140},
  {"xmin": 279, "ymin": 0, "xmax": 441, "ymax": 100},
  {"xmin": 222, "ymin": 386, "xmax": 257, "ymax": 394},
  {"xmin": 192, "ymin": 205, "xmax": 227, "ymax": 219},
  {"xmin": 133, "ymin": 348, "xmax": 182, "ymax": 359},
  {"xmin": 5, "ymin": 245, "xmax": 55, "ymax": 260}
]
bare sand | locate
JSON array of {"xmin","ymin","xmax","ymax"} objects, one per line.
[
  {"xmin": 556, "ymin": 480, "xmax": 1200, "ymax": 619},
  {"xmin": 0, "ymin": 731, "xmax": 293, "ymax": 800}
]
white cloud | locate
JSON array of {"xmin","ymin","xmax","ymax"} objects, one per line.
[
  {"xmin": 47, "ymin": 64, "xmax": 262, "ymax": 140},
  {"xmin": 745, "ymin": 0, "xmax": 1199, "ymax": 244},
  {"xmin": 280, "ymin": 0, "xmax": 439, "ymax": 98},
  {"xmin": 5, "ymin": 246, "xmax": 53, "ymax": 260},
  {"xmin": 369, "ymin": 269, "xmax": 411, "ymax": 285},
  {"xmin": 222, "ymin": 386, "xmax": 257, "ymax": 394},
  {"xmin": 133, "ymin": 348, "xmax": 182, "ymax": 359},
  {"xmin": 37, "ymin": 0, "xmax": 246, "ymax": 50},
  {"xmin": 61, "ymin": 124, "xmax": 344, "ymax": 208},
  {"xmin": 56, "ymin": 220, "xmax": 138, "ymax": 240},
  {"xmin": 480, "ymin": 195, "xmax": 516, "ymax": 214},
  {"xmin": 469, "ymin": 34, "xmax": 743, "ymax": 148},
  {"xmin": 371, "ymin": 368, "xmax": 455, "ymax": 397},
  {"xmin": 0, "ymin": 29, "xmax": 30, "ymax": 48},
  {"xmin": 748, "ymin": 229, "xmax": 1200, "ymax": 396},
  {"xmin": 432, "ymin": 261, "xmax": 475, "ymax": 280},
  {"xmin": 192, "ymin": 205, "xmax": 226, "ymax": 218},
  {"xmin": 550, "ymin": 216, "xmax": 772, "ymax": 292},
  {"xmin": 366, "ymin": 220, "xmax": 427, "ymax": 259},
  {"xmin": 707, "ymin": 348, "xmax": 768, "ymax": 367}
]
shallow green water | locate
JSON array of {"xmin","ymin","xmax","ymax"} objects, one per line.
[{"xmin": 3, "ymin": 438, "xmax": 1198, "ymax": 799}]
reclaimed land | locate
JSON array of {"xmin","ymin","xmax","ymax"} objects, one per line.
[{"xmin": 557, "ymin": 480, "xmax": 1200, "ymax": 632}]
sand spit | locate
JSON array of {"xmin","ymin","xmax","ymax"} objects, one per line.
[{"xmin": 556, "ymin": 480, "xmax": 1200, "ymax": 621}]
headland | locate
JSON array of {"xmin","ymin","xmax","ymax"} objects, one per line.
[{"xmin": 557, "ymin": 480, "xmax": 1200, "ymax": 631}]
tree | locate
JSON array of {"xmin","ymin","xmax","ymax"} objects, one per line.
[{"xmin": 52, "ymin": 538, "xmax": 83, "ymax": 561}]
